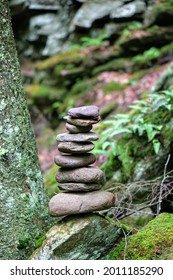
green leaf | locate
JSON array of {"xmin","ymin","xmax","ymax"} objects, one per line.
[
  {"xmin": 110, "ymin": 128, "xmax": 131, "ymax": 138},
  {"xmin": 144, "ymin": 124, "xmax": 162, "ymax": 141},
  {"xmin": 164, "ymin": 104, "xmax": 171, "ymax": 111},
  {"xmin": 152, "ymin": 139, "xmax": 161, "ymax": 154},
  {"xmin": 102, "ymin": 141, "xmax": 111, "ymax": 150},
  {"xmin": 92, "ymin": 149, "xmax": 108, "ymax": 155}
]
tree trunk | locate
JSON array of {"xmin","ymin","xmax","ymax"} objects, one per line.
[{"xmin": 0, "ymin": 0, "xmax": 54, "ymax": 259}]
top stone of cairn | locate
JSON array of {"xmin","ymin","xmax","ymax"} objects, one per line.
[{"xmin": 68, "ymin": 105, "xmax": 99, "ymax": 119}]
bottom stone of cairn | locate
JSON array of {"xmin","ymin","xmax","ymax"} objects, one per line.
[{"xmin": 49, "ymin": 191, "xmax": 115, "ymax": 217}]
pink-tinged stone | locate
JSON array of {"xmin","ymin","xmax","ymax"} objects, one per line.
[
  {"xmin": 66, "ymin": 123, "xmax": 92, "ymax": 133},
  {"xmin": 54, "ymin": 153, "xmax": 96, "ymax": 168},
  {"xmin": 56, "ymin": 166, "xmax": 103, "ymax": 183},
  {"xmin": 59, "ymin": 182, "xmax": 101, "ymax": 192},
  {"xmin": 68, "ymin": 105, "xmax": 99, "ymax": 119},
  {"xmin": 56, "ymin": 132, "xmax": 98, "ymax": 142},
  {"xmin": 57, "ymin": 141, "xmax": 94, "ymax": 154},
  {"xmin": 64, "ymin": 115, "xmax": 100, "ymax": 127}
]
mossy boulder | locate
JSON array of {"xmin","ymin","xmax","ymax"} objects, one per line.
[
  {"xmin": 44, "ymin": 164, "xmax": 60, "ymax": 198},
  {"xmin": 118, "ymin": 25, "xmax": 173, "ymax": 54},
  {"xmin": 106, "ymin": 213, "xmax": 173, "ymax": 260},
  {"xmin": 30, "ymin": 214, "xmax": 123, "ymax": 260},
  {"xmin": 144, "ymin": 0, "xmax": 173, "ymax": 27}
]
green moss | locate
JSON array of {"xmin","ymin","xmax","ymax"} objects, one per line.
[
  {"xmin": 160, "ymin": 41, "xmax": 173, "ymax": 57},
  {"xmin": 70, "ymin": 78, "xmax": 96, "ymax": 96},
  {"xmin": 25, "ymin": 84, "xmax": 62, "ymax": 100},
  {"xmin": 103, "ymin": 81, "xmax": 127, "ymax": 94},
  {"xmin": 35, "ymin": 235, "xmax": 46, "ymax": 248},
  {"xmin": 92, "ymin": 58, "xmax": 133, "ymax": 75},
  {"xmin": 36, "ymin": 49, "xmax": 85, "ymax": 70},
  {"xmin": 44, "ymin": 164, "xmax": 60, "ymax": 198},
  {"xmin": 147, "ymin": 1, "xmax": 173, "ymax": 26},
  {"xmin": 17, "ymin": 237, "xmax": 31, "ymax": 250},
  {"xmin": 100, "ymin": 102, "xmax": 117, "ymax": 118},
  {"xmin": 106, "ymin": 213, "xmax": 173, "ymax": 260},
  {"xmin": 104, "ymin": 215, "xmax": 131, "ymax": 233}
]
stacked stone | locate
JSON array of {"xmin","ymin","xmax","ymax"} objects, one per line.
[{"xmin": 49, "ymin": 105, "xmax": 115, "ymax": 217}]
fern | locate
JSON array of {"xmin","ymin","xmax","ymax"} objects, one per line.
[{"xmin": 95, "ymin": 89, "xmax": 173, "ymax": 176}]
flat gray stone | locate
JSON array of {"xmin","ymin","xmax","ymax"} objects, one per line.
[
  {"xmin": 59, "ymin": 183, "xmax": 101, "ymax": 192},
  {"xmin": 66, "ymin": 123, "xmax": 92, "ymax": 133},
  {"xmin": 64, "ymin": 115, "xmax": 100, "ymax": 127},
  {"xmin": 49, "ymin": 191, "xmax": 115, "ymax": 217},
  {"xmin": 56, "ymin": 132, "xmax": 99, "ymax": 142},
  {"xmin": 111, "ymin": 0, "xmax": 146, "ymax": 20},
  {"xmin": 70, "ymin": 0, "xmax": 123, "ymax": 30},
  {"xmin": 30, "ymin": 214, "xmax": 123, "ymax": 260},
  {"xmin": 68, "ymin": 105, "xmax": 99, "ymax": 119},
  {"xmin": 57, "ymin": 141, "xmax": 95, "ymax": 154},
  {"xmin": 56, "ymin": 167, "xmax": 103, "ymax": 183},
  {"xmin": 54, "ymin": 153, "xmax": 96, "ymax": 168}
]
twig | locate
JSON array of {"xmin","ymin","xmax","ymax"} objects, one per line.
[
  {"xmin": 156, "ymin": 154, "xmax": 171, "ymax": 215},
  {"xmin": 114, "ymin": 217, "xmax": 131, "ymax": 260}
]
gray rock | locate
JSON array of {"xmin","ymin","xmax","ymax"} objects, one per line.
[
  {"xmin": 70, "ymin": 0, "xmax": 123, "ymax": 30},
  {"xmin": 56, "ymin": 132, "xmax": 99, "ymax": 142},
  {"xmin": 10, "ymin": 0, "xmax": 28, "ymax": 16},
  {"xmin": 56, "ymin": 166, "xmax": 103, "ymax": 183},
  {"xmin": 68, "ymin": 105, "xmax": 99, "ymax": 119},
  {"xmin": 54, "ymin": 153, "xmax": 96, "ymax": 168},
  {"xmin": 30, "ymin": 214, "xmax": 123, "ymax": 260},
  {"xmin": 64, "ymin": 115, "xmax": 100, "ymax": 127},
  {"xmin": 111, "ymin": 0, "xmax": 146, "ymax": 20},
  {"xmin": 59, "ymin": 182, "xmax": 101, "ymax": 192},
  {"xmin": 66, "ymin": 123, "xmax": 92, "ymax": 133},
  {"xmin": 28, "ymin": 0, "xmax": 60, "ymax": 11},
  {"xmin": 57, "ymin": 141, "xmax": 95, "ymax": 154},
  {"xmin": 49, "ymin": 191, "xmax": 115, "ymax": 216}
]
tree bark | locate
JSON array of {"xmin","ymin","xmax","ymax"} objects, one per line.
[{"xmin": 0, "ymin": 0, "xmax": 54, "ymax": 259}]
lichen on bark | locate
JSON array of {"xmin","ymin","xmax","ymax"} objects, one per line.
[{"xmin": 0, "ymin": 0, "xmax": 54, "ymax": 260}]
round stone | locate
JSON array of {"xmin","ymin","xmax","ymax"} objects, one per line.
[
  {"xmin": 66, "ymin": 123, "xmax": 92, "ymax": 133},
  {"xmin": 56, "ymin": 132, "xmax": 99, "ymax": 142},
  {"xmin": 64, "ymin": 115, "xmax": 100, "ymax": 127},
  {"xmin": 56, "ymin": 167, "xmax": 103, "ymax": 183},
  {"xmin": 54, "ymin": 153, "xmax": 96, "ymax": 168},
  {"xmin": 68, "ymin": 105, "xmax": 99, "ymax": 119},
  {"xmin": 49, "ymin": 191, "xmax": 115, "ymax": 217},
  {"xmin": 59, "ymin": 183, "xmax": 101, "ymax": 192},
  {"xmin": 57, "ymin": 141, "xmax": 95, "ymax": 154}
]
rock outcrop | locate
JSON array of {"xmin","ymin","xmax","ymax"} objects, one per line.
[{"xmin": 30, "ymin": 214, "xmax": 123, "ymax": 260}]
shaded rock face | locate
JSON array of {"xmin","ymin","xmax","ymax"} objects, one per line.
[
  {"xmin": 111, "ymin": 0, "xmax": 146, "ymax": 20},
  {"xmin": 10, "ymin": 0, "xmax": 76, "ymax": 57},
  {"xmin": 30, "ymin": 214, "xmax": 122, "ymax": 260},
  {"xmin": 10, "ymin": 0, "xmax": 151, "ymax": 58},
  {"xmin": 70, "ymin": 0, "xmax": 123, "ymax": 30}
]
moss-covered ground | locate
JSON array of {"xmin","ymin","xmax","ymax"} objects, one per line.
[{"xmin": 106, "ymin": 213, "xmax": 173, "ymax": 260}]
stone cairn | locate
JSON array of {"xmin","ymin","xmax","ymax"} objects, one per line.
[{"xmin": 49, "ymin": 105, "xmax": 115, "ymax": 217}]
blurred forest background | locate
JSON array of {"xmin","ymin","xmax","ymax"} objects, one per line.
[{"xmin": 8, "ymin": 0, "xmax": 173, "ymax": 259}]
